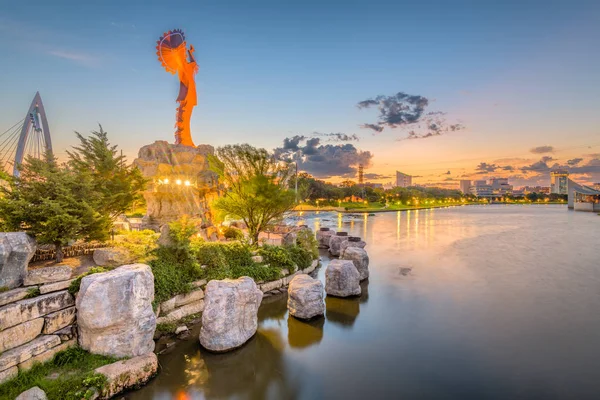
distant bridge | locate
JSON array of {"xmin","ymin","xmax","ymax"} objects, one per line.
[{"xmin": 0, "ymin": 92, "xmax": 53, "ymax": 177}]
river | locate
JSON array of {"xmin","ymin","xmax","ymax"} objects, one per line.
[{"xmin": 127, "ymin": 205, "xmax": 600, "ymax": 400}]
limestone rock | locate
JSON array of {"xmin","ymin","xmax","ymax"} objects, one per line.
[
  {"xmin": 328, "ymin": 232, "xmax": 349, "ymax": 256},
  {"xmin": 0, "ymin": 335, "xmax": 60, "ymax": 371},
  {"xmin": 340, "ymin": 236, "xmax": 367, "ymax": 255},
  {"xmin": 18, "ymin": 339, "xmax": 76, "ymax": 372},
  {"xmin": 0, "ymin": 290, "xmax": 74, "ymax": 331},
  {"xmin": 303, "ymin": 259, "xmax": 320, "ymax": 275},
  {"xmin": 0, "ymin": 287, "xmax": 30, "ymax": 307},
  {"xmin": 39, "ymin": 279, "xmax": 74, "ymax": 294},
  {"xmin": 54, "ymin": 325, "xmax": 76, "ymax": 341},
  {"xmin": 287, "ymin": 274, "xmax": 325, "ymax": 320},
  {"xmin": 0, "ymin": 318, "xmax": 44, "ymax": 352},
  {"xmin": 160, "ymin": 289, "xmax": 204, "ymax": 314},
  {"xmin": 24, "ymin": 265, "xmax": 72, "ymax": 286},
  {"xmin": 95, "ymin": 353, "xmax": 158, "ymax": 399},
  {"xmin": 325, "ymin": 259, "xmax": 361, "ymax": 297},
  {"xmin": 0, "ymin": 365, "xmax": 17, "ymax": 384},
  {"xmin": 0, "ymin": 233, "xmax": 36, "ymax": 289},
  {"xmin": 156, "ymin": 300, "xmax": 204, "ymax": 325},
  {"xmin": 316, "ymin": 228, "xmax": 334, "ymax": 249},
  {"xmin": 341, "ymin": 247, "xmax": 370, "ymax": 281},
  {"xmin": 200, "ymin": 277, "xmax": 263, "ymax": 352},
  {"xmin": 43, "ymin": 306, "xmax": 76, "ymax": 334},
  {"xmin": 92, "ymin": 247, "xmax": 131, "ymax": 267},
  {"xmin": 260, "ymin": 279, "xmax": 282, "ymax": 293},
  {"xmin": 77, "ymin": 264, "xmax": 155, "ymax": 358},
  {"xmin": 157, "ymin": 224, "xmax": 173, "ymax": 247},
  {"xmin": 15, "ymin": 386, "xmax": 47, "ymax": 400}
]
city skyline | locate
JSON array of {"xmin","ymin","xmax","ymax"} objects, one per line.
[{"xmin": 1, "ymin": 0, "xmax": 599, "ymax": 188}]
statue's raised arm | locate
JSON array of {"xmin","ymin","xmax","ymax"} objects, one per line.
[{"xmin": 156, "ymin": 29, "xmax": 198, "ymax": 147}]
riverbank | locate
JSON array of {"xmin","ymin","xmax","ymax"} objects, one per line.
[{"xmin": 293, "ymin": 201, "xmax": 568, "ymax": 213}]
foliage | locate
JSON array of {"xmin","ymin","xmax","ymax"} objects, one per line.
[
  {"xmin": 0, "ymin": 346, "xmax": 117, "ymax": 400},
  {"xmin": 67, "ymin": 125, "xmax": 146, "ymax": 219},
  {"xmin": 111, "ymin": 229, "xmax": 159, "ymax": 263},
  {"xmin": 68, "ymin": 267, "xmax": 109, "ymax": 296},
  {"xmin": 156, "ymin": 322, "xmax": 177, "ymax": 334},
  {"xmin": 0, "ymin": 286, "xmax": 8, "ymax": 293},
  {"xmin": 150, "ymin": 246, "xmax": 201, "ymax": 307},
  {"xmin": 209, "ymin": 144, "xmax": 296, "ymax": 244},
  {"xmin": 284, "ymin": 244, "xmax": 313, "ymax": 270},
  {"xmin": 168, "ymin": 216, "xmax": 198, "ymax": 251},
  {"xmin": 223, "ymin": 226, "xmax": 244, "ymax": 240},
  {"xmin": 258, "ymin": 244, "xmax": 295, "ymax": 270},
  {"xmin": 296, "ymin": 229, "xmax": 319, "ymax": 259},
  {"xmin": 0, "ymin": 153, "xmax": 112, "ymax": 262},
  {"xmin": 25, "ymin": 287, "xmax": 41, "ymax": 298}
]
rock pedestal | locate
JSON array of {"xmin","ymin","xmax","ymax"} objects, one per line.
[
  {"xmin": 325, "ymin": 259, "xmax": 361, "ymax": 297},
  {"xmin": 200, "ymin": 277, "xmax": 263, "ymax": 352},
  {"xmin": 76, "ymin": 264, "xmax": 156, "ymax": 358},
  {"xmin": 133, "ymin": 141, "xmax": 220, "ymax": 227},
  {"xmin": 328, "ymin": 232, "xmax": 348, "ymax": 256},
  {"xmin": 340, "ymin": 236, "xmax": 367, "ymax": 255},
  {"xmin": 341, "ymin": 247, "xmax": 369, "ymax": 281},
  {"xmin": 0, "ymin": 233, "xmax": 36, "ymax": 289},
  {"xmin": 95, "ymin": 353, "xmax": 158, "ymax": 399},
  {"xmin": 316, "ymin": 228, "xmax": 334, "ymax": 249},
  {"xmin": 287, "ymin": 274, "xmax": 325, "ymax": 320}
]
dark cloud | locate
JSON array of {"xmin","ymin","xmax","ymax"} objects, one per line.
[
  {"xmin": 567, "ymin": 158, "xmax": 583, "ymax": 166},
  {"xmin": 475, "ymin": 162, "xmax": 499, "ymax": 173},
  {"xmin": 521, "ymin": 157, "xmax": 552, "ymax": 173},
  {"xmin": 530, "ymin": 145, "xmax": 554, "ymax": 154},
  {"xmin": 358, "ymin": 92, "xmax": 464, "ymax": 139},
  {"xmin": 312, "ymin": 132, "xmax": 360, "ymax": 142},
  {"xmin": 502, "ymin": 165, "xmax": 514, "ymax": 171},
  {"xmin": 363, "ymin": 173, "xmax": 391, "ymax": 180},
  {"xmin": 445, "ymin": 170, "xmax": 451, "ymax": 175},
  {"xmin": 541, "ymin": 156, "xmax": 554, "ymax": 163},
  {"xmin": 274, "ymin": 136, "xmax": 373, "ymax": 179}
]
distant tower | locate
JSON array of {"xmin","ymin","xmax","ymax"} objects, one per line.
[
  {"xmin": 358, "ymin": 164, "xmax": 364, "ymax": 185},
  {"xmin": 550, "ymin": 170, "xmax": 569, "ymax": 195}
]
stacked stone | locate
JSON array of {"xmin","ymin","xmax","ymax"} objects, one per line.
[
  {"xmin": 259, "ymin": 259, "xmax": 320, "ymax": 296},
  {"xmin": 339, "ymin": 236, "xmax": 367, "ymax": 255},
  {"xmin": 316, "ymin": 228, "xmax": 334, "ymax": 249},
  {"xmin": 156, "ymin": 286, "xmax": 205, "ymax": 325},
  {"xmin": 0, "ymin": 265, "xmax": 77, "ymax": 383}
]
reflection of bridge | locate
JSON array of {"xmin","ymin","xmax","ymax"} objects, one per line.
[{"xmin": 0, "ymin": 92, "xmax": 53, "ymax": 176}]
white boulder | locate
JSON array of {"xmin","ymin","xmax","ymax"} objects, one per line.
[
  {"xmin": 0, "ymin": 233, "xmax": 36, "ymax": 289},
  {"xmin": 325, "ymin": 259, "xmax": 361, "ymax": 297},
  {"xmin": 92, "ymin": 247, "xmax": 132, "ymax": 267},
  {"xmin": 287, "ymin": 274, "xmax": 324, "ymax": 319},
  {"xmin": 341, "ymin": 247, "xmax": 369, "ymax": 281},
  {"xmin": 328, "ymin": 232, "xmax": 349, "ymax": 256},
  {"xmin": 340, "ymin": 236, "xmax": 367, "ymax": 255},
  {"xmin": 200, "ymin": 277, "xmax": 263, "ymax": 352},
  {"xmin": 316, "ymin": 228, "xmax": 334, "ymax": 248},
  {"xmin": 76, "ymin": 264, "xmax": 155, "ymax": 358},
  {"xmin": 15, "ymin": 386, "xmax": 47, "ymax": 400}
]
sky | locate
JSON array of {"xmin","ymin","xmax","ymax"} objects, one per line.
[{"xmin": 0, "ymin": 0, "xmax": 599, "ymax": 188}]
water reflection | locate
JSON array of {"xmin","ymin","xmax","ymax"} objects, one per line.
[{"xmin": 287, "ymin": 316, "xmax": 324, "ymax": 348}]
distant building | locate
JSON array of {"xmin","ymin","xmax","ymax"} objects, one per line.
[
  {"xmin": 470, "ymin": 180, "xmax": 493, "ymax": 197},
  {"xmin": 568, "ymin": 179, "xmax": 600, "ymax": 212},
  {"xmin": 459, "ymin": 180, "xmax": 471, "ymax": 194},
  {"xmin": 550, "ymin": 170, "xmax": 569, "ymax": 194},
  {"xmin": 522, "ymin": 186, "xmax": 550, "ymax": 194},
  {"xmin": 395, "ymin": 171, "xmax": 412, "ymax": 188},
  {"xmin": 365, "ymin": 182, "xmax": 383, "ymax": 189},
  {"xmin": 489, "ymin": 178, "xmax": 513, "ymax": 195}
]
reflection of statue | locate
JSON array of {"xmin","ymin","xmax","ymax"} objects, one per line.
[{"xmin": 156, "ymin": 29, "xmax": 198, "ymax": 147}]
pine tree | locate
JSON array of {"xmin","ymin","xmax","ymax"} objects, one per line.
[{"xmin": 0, "ymin": 153, "xmax": 112, "ymax": 262}]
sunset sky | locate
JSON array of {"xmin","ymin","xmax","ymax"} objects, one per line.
[{"xmin": 0, "ymin": 0, "xmax": 599, "ymax": 188}]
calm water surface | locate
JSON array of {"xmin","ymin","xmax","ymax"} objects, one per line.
[{"xmin": 128, "ymin": 205, "xmax": 600, "ymax": 400}]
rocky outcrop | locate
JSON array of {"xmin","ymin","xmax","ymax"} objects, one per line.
[
  {"xmin": 341, "ymin": 247, "xmax": 369, "ymax": 281},
  {"xmin": 0, "ymin": 318, "xmax": 44, "ymax": 352},
  {"xmin": 328, "ymin": 232, "xmax": 348, "ymax": 256},
  {"xmin": 316, "ymin": 228, "xmax": 334, "ymax": 249},
  {"xmin": 92, "ymin": 248, "xmax": 132, "ymax": 267},
  {"xmin": 39, "ymin": 279, "xmax": 74, "ymax": 294},
  {"xmin": 24, "ymin": 265, "xmax": 72, "ymax": 286},
  {"xmin": 340, "ymin": 236, "xmax": 367, "ymax": 255},
  {"xmin": 0, "ymin": 233, "xmax": 36, "ymax": 289},
  {"xmin": 287, "ymin": 274, "xmax": 325, "ymax": 320},
  {"xmin": 42, "ymin": 306, "xmax": 76, "ymax": 334},
  {"xmin": 0, "ymin": 335, "xmax": 60, "ymax": 371},
  {"xmin": 15, "ymin": 386, "xmax": 47, "ymax": 400},
  {"xmin": 133, "ymin": 141, "xmax": 219, "ymax": 226},
  {"xmin": 200, "ymin": 277, "xmax": 263, "ymax": 352},
  {"xmin": 0, "ymin": 287, "xmax": 30, "ymax": 307},
  {"xmin": 18, "ymin": 339, "xmax": 76, "ymax": 371},
  {"xmin": 0, "ymin": 290, "xmax": 74, "ymax": 331},
  {"xmin": 95, "ymin": 353, "xmax": 158, "ymax": 399},
  {"xmin": 325, "ymin": 259, "xmax": 361, "ymax": 297},
  {"xmin": 77, "ymin": 264, "xmax": 155, "ymax": 358}
]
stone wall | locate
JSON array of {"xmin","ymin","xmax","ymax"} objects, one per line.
[{"xmin": 0, "ymin": 268, "xmax": 77, "ymax": 383}]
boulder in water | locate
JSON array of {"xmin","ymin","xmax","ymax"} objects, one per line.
[
  {"xmin": 287, "ymin": 274, "xmax": 325, "ymax": 320},
  {"xmin": 325, "ymin": 259, "xmax": 361, "ymax": 297}
]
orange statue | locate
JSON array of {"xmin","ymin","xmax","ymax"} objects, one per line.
[{"xmin": 156, "ymin": 29, "xmax": 198, "ymax": 147}]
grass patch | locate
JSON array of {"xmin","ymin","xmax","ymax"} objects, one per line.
[
  {"xmin": 0, "ymin": 346, "xmax": 118, "ymax": 400},
  {"xmin": 0, "ymin": 286, "xmax": 9, "ymax": 293},
  {"xmin": 25, "ymin": 287, "xmax": 41, "ymax": 298},
  {"xmin": 156, "ymin": 322, "xmax": 177, "ymax": 334},
  {"xmin": 110, "ymin": 229, "xmax": 159, "ymax": 263}
]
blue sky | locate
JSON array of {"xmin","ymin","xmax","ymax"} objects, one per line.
[{"xmin": 0, "ymin": 0, "xmax": 599, "ymax": 186}]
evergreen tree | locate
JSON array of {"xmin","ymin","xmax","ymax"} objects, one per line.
[
  {"xmin": 0, "ymin": 153, "xmax": 112, "ymax": 262},
  {"xmin": 67, "ymin": 125, "xmax": 146, "ymax": 219}
]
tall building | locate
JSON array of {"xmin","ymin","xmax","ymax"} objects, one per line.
[
  {"xmin": 550, "ymin": 170, "xmax": 569, "ymax": 194},
  {"xmin": 395, "ymin": 171, "xmax": 412, "ymax": 188},
  {"xmin": 459, "ymin": 180, "xmax": 471, "ymax": 194},
  {"xmin": 489, "ymin": 178, "xmax": 513, "ymax": 195}
]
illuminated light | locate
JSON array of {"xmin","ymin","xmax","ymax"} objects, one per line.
[
  {"xmin": 176, "ymin": 179, "xmax": 182, "ymax": 185},
  {"xmin": 163, "ymin": 178, "xmax": 169, "ymax": 184},
  {"xmin": 184, "ymin": 180, "xmax": 191, "ymax": 186}
]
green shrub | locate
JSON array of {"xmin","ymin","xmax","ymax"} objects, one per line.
[
  {"xmin": 0, "ymin": 346, "xmax": 117, "ymax": 400},
  {"xmin": 168, "ymin": 216, "xmax": 198, "ymax": 250},
  {"xmin": 285, "ymin": 244, "xmax": 313, "ymax": 270},
  {"xmin": 156, "ymin": 322, "xmax": 177, "ymax": 334},
  {"xmin": 68, "ymin": 267, "xmax": 109, "ymax": 296},
  {"xmin": 191, "ymin": 241, "xmax": 227, "ymax": 269},
  {"xmin": 150, "ymin": 246, "xmax": 201, "ymax": 307},
  {"xmin": 223, "ymin": 226, "xmax": 244, "ymax": 240},
  {"xmin": 296, "ymin": 229, "xmax": 319, "ymax": 259},
  {"xmin": 25, "ymin": 287, "xmax": 41, "ymax": 298},
  {"xmin": 258, "ymin": 244, "xmax": 295, "ymax": 270},
  {"xmin": 111, "ymin": 229, "xmax": 158, "ymax": 263}
]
